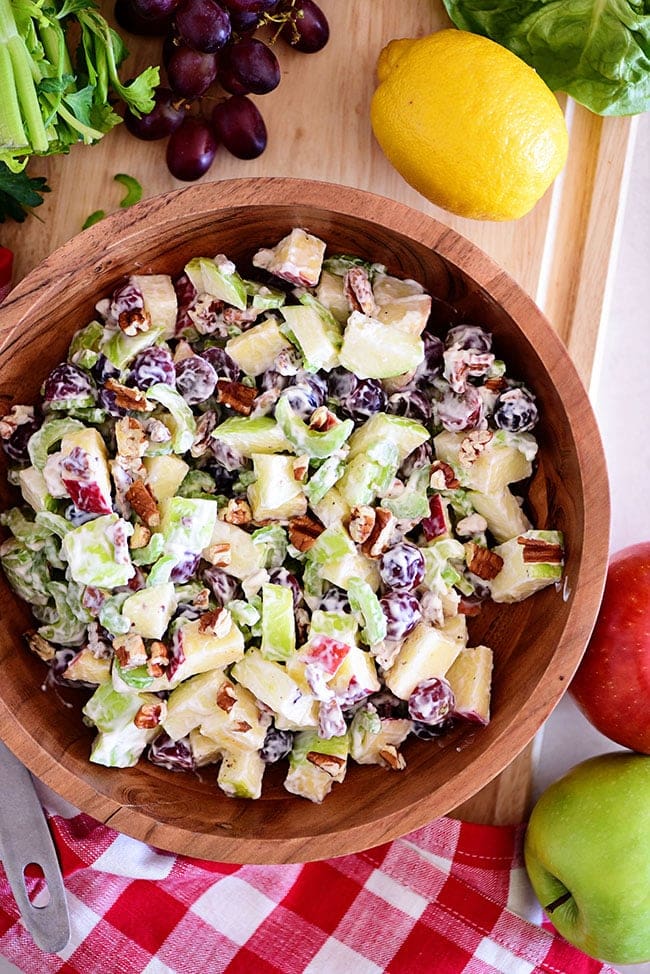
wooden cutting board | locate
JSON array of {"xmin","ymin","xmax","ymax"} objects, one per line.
[{"xmin": 0, "ymin": 0, "xmax": 633, "ymax": 825}]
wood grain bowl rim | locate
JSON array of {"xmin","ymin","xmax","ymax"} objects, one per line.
[{"xmin": 0, "ymin": 177, "xmax": 610, "ymax": 862}]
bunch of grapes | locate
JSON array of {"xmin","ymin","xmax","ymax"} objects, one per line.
[{"xmin": 116, "ymin": 0, "xmax": 329, "ymax": 180}]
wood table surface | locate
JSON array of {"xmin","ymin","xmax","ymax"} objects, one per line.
[{"xmin": 0, "ymin": 0, "xmax": 633, "ymax": 825}]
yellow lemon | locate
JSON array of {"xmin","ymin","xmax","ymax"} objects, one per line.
[{"xmin": 371, "ymin": 30, "xmax": 569, "ymax": 221}]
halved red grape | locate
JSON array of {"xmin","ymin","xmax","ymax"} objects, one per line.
[
  {"xmin": 166, "ymin": 116, "xmax": 218, "ymax": 180},
  {"xmin": 379, "ymin": 542, "xmax": 426, "ymax": 591},
  {"xmin": 217, "ymin": 37, "xmax": 280, "ymax": 95},
  {"xmin": 175, "ymin": 0, "xmax": 231, "ymax": 52},
  {"xmin": 166, "ymin": 44, "xmax": 219, "ymax": 98},
  {"xmin": 211, "ymin": 95, "xmax": 267, "ymax": 159},
  {"xmin": 124, "ymin": 87, "xmax": 186, "ymax": 140},
  {"xmin": 408, "ymin": 677, "xmax": 455, "ymax": 725},
  {"xmin": 279, "ymin": 0, "xmax": 328, "ymax": 53}
]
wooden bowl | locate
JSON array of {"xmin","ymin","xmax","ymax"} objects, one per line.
[{"xmin": 0, "ymin": 178, "xmax": 609, "ymax": 863}]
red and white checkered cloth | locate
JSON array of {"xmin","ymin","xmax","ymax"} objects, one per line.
[{"xmin": 0, "ymin": 783, "xmax": 616, "ymax": 974}]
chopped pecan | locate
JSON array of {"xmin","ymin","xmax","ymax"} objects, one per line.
[
  {"xmin": 199, "ymin": 607, "xmax": 232, "ymax": 639},
  {"xmin": 145, "ymin": 418, "xmax": 172, "ymax": 443},
  {"xmin": 429, "ymin": 460, "xmax": 460, "ymax": 490},
  {"xmin": 0, "ymin": 405, "xmax": 34, "ymax": 440},
  {"xmin": 115, "ymin": 416, "xmax": 147, "ymax": 459},
  {"xmin": 24, "ymin": 630, "xmax": 56, "ymax": 662},
  {"xmin": 216, "ymin": 379, "xmax": 257, "ymax": 416},
  {"xmin": 224, "ymin": 497, "xmax": 252, "ymax": 526},
  {"xmin": 292, "ymin": 455, "xmax": 310, "ymax": 483},
  {"xmin": 361, "ymin": 507, "xmax": 395, "ymax": 558},
  {"xmin": 190, "ymin": 410, "xmax": 217, "ymax": 458},
  {"xmin": 309, "ymin": 406, "xmax": 338, "ymax": 432},
  {"xmin": 216, "ymin": 680, "xmax": 237, "ymax": 713},
  {"xmin": 517, "ymin": 536, "xmax": 564, "ymax": 564},
  {"xmin": 126, "ymin": 479, "xmax": 160, "ymax": 528},
  {"xmin": 348, "ymin": 505, "xmax": 376, "ymax": 544},
  {"xmin": 465, "ymin": 542, "xmax": 504, "ymax": 580},
  {"xmin": 306, "ymin": 751, "xmax": 346, "ymax": 777},
  {"xmin": 129, "ymin": 522, "xmax": 152, "ymax": 550},
  {"xmin": 204, "ymin": 542, "xmax": 231, "ymax": 567},
  {"xmin": 232, "ymin": 720, "xmax": 253, "ymax": 733},
  {"xmin": 193, "ymin": 587, "xmax": 211, "ymax": 610},
  {"xmin": 344, "ymin": 266, "xmax": 378, "ymax": 315},
  {"xmin": 147, "ymin": 641, "xmax": 170, "ymax": 678},
  {"xmin": 133, "ymin": 702, "xmax": 164, "ymax": 729},
  {"xmin": 223, "ymin": 306, "xmax": 259, "ymax": 327},
  {"xmin": 113, "ymin": 632, "xmax": 147, "ymax": 670},
  {"xmin": 379, "ymin": 745, "xmax": 406, "ymax": 771},
  {"xmin": 455, "ymin": 513, "xmax": 488, "ymax": 537},
  {"xmin": 289, "ymin": 513, "xmax": 325, "ymax": 552},
  {"xmin": 484, "ymin": 375, "xmax": 507, "ymax": 392},
  {"xmin": 458, "ymin": 430, "xmax": 493, "ymax": 468},
  {"xmin": 118, "ymin": 307, "xmax": 151, "ymax": 336},
  {"xmin": 104, "ymin": 378, "xmax": 153, "ymax": 413}
]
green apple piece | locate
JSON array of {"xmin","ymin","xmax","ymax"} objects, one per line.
[
  {"xmin": 18, "ymin": 467, "xmax": 55, "ymax": 513},
  {"xmin": 218, "ymin": 748, "xmax": 266, "ymax": 799},
  {"xmin": 122, "ymin": 583, "xmax": 177, "ymax": 640},
  {"xmin": 524, "ymin": 753, "xmax": 650, "ymax": 965},
  {"xmin": 247, "ymin": 453, "xmax": 307, "ymax": 521},
  {"xmin": 467, "ymin": 488, "xmax": 531, "ymax": 543},
  {"xmin": 83, "ymin": 683, "xmax": 164, "ymax": 767},
  {"xmin": 280, "ymin": 305, "xmax": 341, "ymax": 372},
  {"xmin": 173, "ymin": 616, "xmax": 245, "ymax": 683},
  {"xmin": 62, "ymin": 514, "xmax": 134, "ymax": 587},
  {"xmin": 309, "ymin": 524, "xmax": 380, "ymax": 592},
  {"xmin": 311, "ymin": 487, "xmax": 351, "ymax": 528},
  {"xmin": 384, "ymin": 621, "xmax": 463, "ymax": 700},
  {"xmin": 62, "ymin": 648, "xmax": 111, "ymax": 685},
  {"xmin": 445, "ymin": 646, "xmax": 493, "ymax": 725},
  {"xmin": 376, "ymin": 293, "xmax": 432, "ymax": 336},
  {"xmin": 160, "ymin": 496, "xmax": 218, "ymax": 557},
  {"xmin": 184, "ymin": 256, "xmax": 247, "ymax": 311},
  {"xmin": 372, "ymin": 272, "xmax": 425, "ymax": 304},
  {"xmin": 244, "ymin": 279, "xmax": 286, "ymax": 310},
  {"xmin": 489, "ymin": 530, "xmax": 564, "ymax": 604},
  {"xmin": 347, "ymin": 576, "xmax": 387, "ymax": 646},
  {"xmin": 304, "ymin": 456, "xmax": 345, "ymax": 506},
  {"xmin": 284, "ymin": 729, "xmax": 348, "ymax": 803},
  {"xmin": 381, "ymin": 465, "xmax": 430, "ymax": 519},
  {"xmin": 68, "ymin": 320, "xmax": 104, "ymax": 369},
  {"xmin": 204, "ymin": 519, "xmax": 263, "ymax": 579},
  {"xmin": 433, "ymin": 431, "xmax": 532, "ymax": 494},
  {"xmin": 226, "ymin": 317, "xmax": 293, "ymax": 376},
  {"xmin": 143, "ymin": 455, "xmax": 189, "ymax": 503},
  {"xmin": 349, "ymin": 708, "xmax": 412, "ymax": 767},
  {"xmin": 252, "ymin": 228, "xmax": 326, "ymax": 288},
  {"xmin": 60, "ymin": 426, "xmax": 112, "ymax": 511},
  {"xmin": 28, "ymin": 417, "xmax": 85, "ymax": 469},
  {"xmin": 274, "ymin": 396, "xmax": 353, "ymax": 459},
  {"xmin": 231, "ymin": 649, "xmax": 318, "ymax": 728},
  {"xmin": 212, "ymin": 415, "xmax": 291, "ymax": 457},
  {"xmin": 163, "ymin": 669, "xmax": 225, "ymax": 740},
  {"xmin": 146, "ymin": 384, "xmax": 196, "ymax": 454},
  {"xmin": 348, "ymin": 413, "xmax": 428, "ymax": 466},
  {"xmin": 315, "ymin": 268, "xmax": 349, "ymax": 322},
  {"xmin": 339, "ymin": 311, "xmax": 424, "ymax": 378},
  {"xmin": 200, "ymin": 681, "xmax": 271, "ymax": 753},
  {"xmin": 336, "ymin": 449, "xmax": 398, "ymax": 508},
  {"xmin": 329, "ymin": 644, "xmax": 381, "ymax": 699},
  {"xmin": 251, "ymin": 524, "xmax": 288, "ymax": 569},
  {"xmin": 189, "ymin": 728, "xmax": 223, "ymax": 767},
  {"xmin": 101, "ymin": 325, "xmax": 164, "ymax": 371},
  {"xmin": 260, "ymin": 583, "xmax": 296, "ymax": 661},
  {"xmin": 135, "ymin": 273, "xmax": 178, "ymax": 339}
]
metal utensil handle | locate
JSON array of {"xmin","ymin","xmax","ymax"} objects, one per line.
[{"xmin": 0, "ymin": 740, "xmax": 70, "ymax": 953}]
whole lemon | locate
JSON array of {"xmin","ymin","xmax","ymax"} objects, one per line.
[{"xmin": 370, "ymin": 30, "xmax": 569, "ymax": 221}]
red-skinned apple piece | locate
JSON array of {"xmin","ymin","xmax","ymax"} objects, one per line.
[{"xmin": 570, "ymin": 542, "xmax": 650, "ymax": 754}]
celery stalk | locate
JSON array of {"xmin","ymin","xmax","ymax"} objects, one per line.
[
  {"xmin": 0, "ymin": 0, "xmax": 48, "ymax": 153},
  {"xmin": 0, "ymin": 42, "xmax": 27, "ymax": 150}
]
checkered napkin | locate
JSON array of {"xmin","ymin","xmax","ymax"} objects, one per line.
[{"xmin": 0, "ymin": 786, "xmax": 616, "ymax": 974}]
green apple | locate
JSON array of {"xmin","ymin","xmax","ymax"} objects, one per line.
[{"xmin": 524, "ymin": 752, "xmax": 650, "ymax": 964}]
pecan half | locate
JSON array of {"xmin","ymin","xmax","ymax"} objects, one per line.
[
  {"xmin": 306, "ymin": 752, "xmax": 346, "ymax": 777},
  {"xmin": 224, "ymin": 497, "xmax": 252, "ymax": 526},
  {"xmin": 113, "ymin": 632, "xmax": 147, "ymax": 670},
  {"xmin": 429, "ymin": 460, "xmax": 460, "ymax": 491},
  {"xmin": 348, "ymin": 505, "xmax": 376, "ymax": 544},
  {"xmin": 289, "ymin": 513, "xmax": 325, "ymax": 552},
  {"xmin": 465, "ymin": 542, "xmax": 504, "ymax": 580},
  {"xmin": 24, "ymin": 630, "xmax": 56, "ymax": 662},
  {"xmin": 118, "ymin": 307, "xmax": 151, "ymax": 337},
  {"xmin": 216, "ymin": 680, "xmax": 237, "ymax": 713},
  {"xmin": 379, "ymin": 744, "xmax": 406, "ymax": 771},
  {"xmin": 517, "ymin": 536, "xmax": 564, "ymax": 564},
  {"xmin": 104, "ymin": 378, "xmax": 153, "ymax": 413},
  {"xmin": 216, "ymin": 379, "xmax": 257, "ymax": 416},
  {"xmin": 309, "ymin": 406, "xmax": 338, "ymax": 432},
  {"xmin": 126, "ymin": 479, "xmax": 160, "ymax": 528},
  {"xmin": 458, "ymin": 430, "xmax": 493, "ymax": 468},
  {"xmin": 361, "ymin": 507, "xmax": 395, "ymax": 558},
  {"xmin": 199, "ymin": 607, "xmax": 232, "ymax": 639},
  {"xmin": 133, "ymin": 702, "xmax": 164, "ymax": 729},
  {"xmin": 344, "ymin": 266, "xmax": 377, "ymax": 316}
]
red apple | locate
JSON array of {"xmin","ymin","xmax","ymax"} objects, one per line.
[{"xmin": 570, "ymin": 542, "xmax": 650, "ymax": 753}]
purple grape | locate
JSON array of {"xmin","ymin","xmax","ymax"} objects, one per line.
[
  {"xmin": 148, "ymin": 733, "xmax": 195, "ymax": 771},
  {"xmin": 128, "ymin": 346, "xmax": 176, "ymax": 389},
  {"xmin": 200, "ymin": 345, "xmax": 241, "ymax": 381},
  {"xmin": 268, "ymin": 566, "xmax": 302, "ymax": 607},
  {"xmin": 166, "ymin": 45, "xmax": 219, "ymax": 98},
  {"xmin": 493, "ymin": 387, "xmax": 539, "ymax": 433},
  {"xmin": 412, "ymin": 717, "xmax": 454, "ymax": 739},
  {"xmin": 379, "ymin": 543, "xmax": 425, "ymax": 591},
  {"xmin": 387, "ymin": 389, "xmax": 432, "ymax": 422},
  {"xmin": 327, "ymin": 366, "xmax": 357, "ymax": 401},
  {"xmin": 339, "ymin": 378, "xmax": 386, "ymax": 422},
  {"xmin": 211, "ymin": 95, "xmax": 267, "ymax": 159},
  {"xmin": 203, "ymin": 565, "xmax": 240, "ymax": 603},
  {"xmin": 279, "ymin": 0, "xmax": 329, "ymax": 53},
  {"xmin": 380, "ymin": 591, "xmax": 421, "ymax": 640},
  {"xmin": 131, "ymin": 0, "xmax": 179, "ymax": 17},
  {"xmin": 400, "ymin": 440, "xmax": 433, "ymax": 478},
  {"xmin": 279, "ymin": 384, "xmax": 320, "ymax": 420},
  {"xmin": 110, "ymin": 281, "xmax": 144, "ymax": 319},
  {"xmin": 175, "ymin": 354, "xmax": 218, "ymax": 404},
  {"xmin": 223, "ymin": 0, "xmax": 277, "ymax": 12},
  {"xmin": 318, "ymin": 587, "xmax": 351, "ymax": 614},
  {"xmin": 217, "ymin": 37, "xmax": 280, "ymax": 95},
  {"xmin": 260, "ymin": 725, "xmax": 293, "ymax": 763},
  {"xmin": 408, "ymin": 677, "xmax": 455, "ymax": 725},
  {"xmin": 171, "ymin": 552, "xmax": 201, "ymax": 583},
  {"xmin": 436, "ymin": 384, "xmax": 483, "ymax": 432},
  {"xmin": 92, "ymin": 354, "xmax": 120, "ymax": 385},
  {"xmin": 367, "ymin": 691, "xmax": 408, "ymax": 720},
  {"xmin": 173, "ymin": 271, "xmax": 197, "ymax": 333},
  {"xmin": 166, "ymin": 116, "xmax": 218, "ymax": 181},
  {"xmin": 445, "ymin": 324, "xmax": 492, "ymax": 352},
  {"xmin": 175, "ymin": 0, "xmax": 231, "ymax": 52},
  {"xmin": 42, "ymin": 363, "xmax": 96, "ymax": 406},
  {"xmin": 259, "ymin": 369, "xmax": 288, "ymax": 394},
  {"xmin": 114, "ymin": 0, "xmax": 173, "ymax": 33},
  {"xmin": 413, "ymin": 332, "xmax": 444, "ymax": 387},
  {"xmin": 124, "ymin": 87, "xmax": 186, "ymax": 140},
  {"xmin": 1, "ymin": 414, "xmax": 41, "ymax": 464}
]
